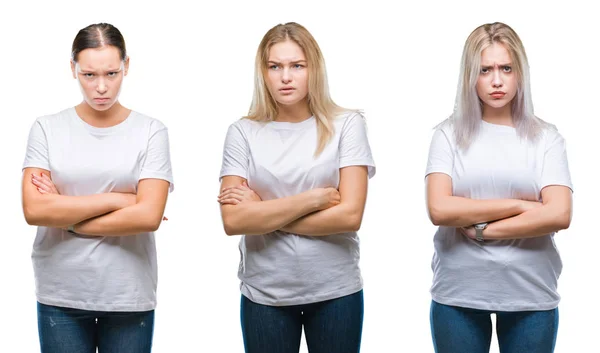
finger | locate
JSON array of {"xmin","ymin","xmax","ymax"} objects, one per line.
[
  {"xmin": 32, "ymin": 178, "xmax": 50, "ymax": 191},
  {"xmin": 40, "ymin": 174, "xmax": 59, "ymax": 192},
  {"xmin": 219, "ymin": 198, "xmax": 240, "ymax": 205},
  {"xmin": 36, "ymin": 176, "xmax": 55, "ymax": 189},
  {"xmin": 37, "ymin": 187, "xmax": 48, "ymax": 194},
  {"xmin": 220, "ymin": 189, "xmax": 246, "ymax": 198}
]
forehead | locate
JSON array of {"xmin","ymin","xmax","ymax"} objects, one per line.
[
  {"xmin": 268, "ymin": 40, "xmax": 306, "ymax": 62},
  {"xmin": 76, "ymin": 46, "xmax": 122, "ymax": 70},
  {"xmin": 480, "ymin": 42, "xmax": 512, "ymax": 65}
]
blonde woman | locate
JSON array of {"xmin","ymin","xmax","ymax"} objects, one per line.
[
  {"xmin": 22, "ymin": 23, "xmax": 173, "ymax": 352},
  {"xmin": 217, "ymin": 22, "xmax": 375, "ymax": 353},
  {"xmin": 425, "ymin": 22, "xmax": 572, "ymax": 353}
]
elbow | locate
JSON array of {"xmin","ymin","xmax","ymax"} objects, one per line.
[
  {"xmin": 144, "ymin": 215, "xmax": 163, "ymax": 232},
  {"xmin": 427, "ymin": 206, "xmax": 445, "ymax": 226},
  {"xmin": 556, "ymin": 210, "xmax": 572, "ymax": 231},
  {"xmin": 347, "ymin": 214, "xmax": 363, "ymax": 232},
  {"xmin": 222, "ymin": 218, "xmax": 240, "ymax": 236},
  {"xmin": 23, "ymin": 206, "xmax": 42, "ymax": 226}
]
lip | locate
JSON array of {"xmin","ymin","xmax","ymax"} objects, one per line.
[
  {"xmin": 93, "ymin": 98, "xmax": 110, "ymax": 103},
  {"xmin": 490, "ymin": 91, "xmax": 506, "ymax": 98}
]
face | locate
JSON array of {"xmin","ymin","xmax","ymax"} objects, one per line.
[
  {"xmin": 265, "ymin": 40, "xmax": 309, "ymax": 107},
  {"xmin": 70, "ymin": 46, "xmax": 129, "ymax": 111},
  {"xmin": 476, "ymin": 42, "xmax": 517, "ymax": 111}
]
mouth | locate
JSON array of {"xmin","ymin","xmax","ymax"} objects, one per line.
[
  {"xmin": 490, "ymin": 91, "xmax": 506, "ymax": 98},
  {"xmin": 93, "ymin": 98, "xmax": 111, "ymax": 104},
  {"xmin": 279, "ymin": 87, "xmax": 295, "ymax": 94}
]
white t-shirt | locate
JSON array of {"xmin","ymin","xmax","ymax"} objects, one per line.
[
  {"xmin": 219, "ymin": 111, "xmax": 376, "ymax": 306},
  {"xmin": 22, "ymin": 107, "xmax": 174, "ymax": 312},
  {"xmin": 425, "ymin": 120, "xmax": 572, "ymax": 311}
]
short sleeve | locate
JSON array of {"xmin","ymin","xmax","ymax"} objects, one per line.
[
  {"xmin": 425, "ymin": 127, "xmax": 454, "ymax": 178},
  {"xmin": 23, "ymin": 119, "xmax": 50, "ymax": 171},
  {"xmin": 339, "ymin": 113, "xmax": 376, "ymax": 178},
  {"xmin": 540, "ymin": 131, "xmax": 573, "ymax": 192},
  {"xmin": 219, "ymin": 122, "xmax": 249, "ymax": 181},
  {"xmin": 140, "ymin": 121, "xmax": 175, "ymax": 192}
]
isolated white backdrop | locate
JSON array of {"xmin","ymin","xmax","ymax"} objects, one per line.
[{"xmin": 0, "ymin": 0, "xmax": 597, "ymax": 352}]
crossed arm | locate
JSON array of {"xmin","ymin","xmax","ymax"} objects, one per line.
[
  {"xmin": 426, "ymin": 173, "xmax": 572, "ymax": 240},
  {"xmin": 22, "ymin": 167, "xmax": 170, "ymax": 236},
  {"xmin": 218, "ymin": 166, "xmax": 369, "ymax": 236}
]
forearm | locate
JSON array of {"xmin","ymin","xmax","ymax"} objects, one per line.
[
  {"xmin": 24, "ymin": 193, "xmax": 126, "ymax": 228},
  {"xmin": 222, "ymin": 192, "xmax": 319, "ymax": 236},
  {"xmin": 483, "ymin": 204, "xmax": 571, "ymax": 240},
  {"xmin": 74, "ymin": 203, "xmax": 161, "ymax": 237},
  {"xmin": 281, "ymin": 203, "xmax": 361, "ymax": 236},
  {"xmin": 429, "ymin": 196, "xmax": 529, "ymax": 227}
]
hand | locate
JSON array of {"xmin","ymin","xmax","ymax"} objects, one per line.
[
  {"xmin": 459, "ymin": 226, "xmax": 476, "ymax": 240},
  {"xmin": 32, "ymin": 172, "xmax": 59, "ymax": 195},
  {"xmin": 312, "ymin": 187, "xmax": 341, "ymax": 210},
  {"xmin": 218, "ymin": 181, "xmax": 262, "ymax": 205}
]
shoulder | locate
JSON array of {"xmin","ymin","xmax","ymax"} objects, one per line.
[
  {"xmin": 331, "ymin": 110, "xmax": 369, "ymax": 133},
  {"xmin": 432, "ymin": 118, "xmax": 456, "ymax": 143},
  {"xmin": 129, "ymin": 111, "xmax": 168, "ymax": 132},
  {"xmin": 228, "ymin": 117, "xmax": 265, "ymax": 135},
  {"xmin": 33, "ymin": 107, "xmax": 73, "ymax": 129},
  {"xmin": 533, "ymin": 117, "xmax": 564, "ymax": 146}
]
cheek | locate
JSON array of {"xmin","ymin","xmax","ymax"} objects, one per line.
[{"xmin": 475, "ymin": 77, "xmax": 487, "ymax": 98}]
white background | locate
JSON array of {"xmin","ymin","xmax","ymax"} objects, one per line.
[{"xmin": 0, "ymin": 0, "xmax": 597, "ymax": 352}]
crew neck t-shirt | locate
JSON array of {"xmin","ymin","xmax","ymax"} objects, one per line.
[
  {"xmin": 219, "ymin": 112, "xmax": 376, "ymax": 306},
  {"xmin": 22, "ymin": 107, "xmax": 174, "ymax": 312},
  {"xmin": 425, "ymin": 120, "xmax": 572, "ymax": 311}
]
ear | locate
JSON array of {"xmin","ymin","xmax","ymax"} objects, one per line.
[
  {"xmin": 70, "ymin": 60, "xmax": 77, "ymax": 79},
  {"xmin": 123, "ymin": 56, "xmax": 130, "ymax": 76}
]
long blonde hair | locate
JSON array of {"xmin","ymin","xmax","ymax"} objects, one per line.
[
  {"xmin": 245, "ymin": 22, "xmax": 349, "ymax": 156},
  {"xmin": 443, "ymin": 22, "xmax": 551, "ymax": 150}
]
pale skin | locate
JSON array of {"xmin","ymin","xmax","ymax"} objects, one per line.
[
  {"xmin": 22, "ymin": 45, "xmax": 169, "ymax": 236},
  {"xmin": 218, "ymin": 39, "xmax": 369, "ymax": 236},
  {"xmin": 426, "ymin": 42, "xmax": 572, "ymax": 240}
]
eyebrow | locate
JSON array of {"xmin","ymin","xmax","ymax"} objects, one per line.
[
  {"xmin": 481, "ymin": 63, "xmax": 512, "ymax": 69},
  {"xmin": 78, "ymin": 68, "xmax": 122, "ymax": 74},
  {"xmin": 267, "ymin": 60, "xmax": 307, "ymax": 65}
]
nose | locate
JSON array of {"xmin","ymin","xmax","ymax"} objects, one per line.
[
  {"xmin": 492, "ymin": 68, "xmax": 503, "ymax": 88},
  {"xmin": 96, "ymin": 78, "xmax": 108, "ymax": 94},
  {"xmin": 281, "ymin": 67, "xmax": 292, "ymax": 84}
]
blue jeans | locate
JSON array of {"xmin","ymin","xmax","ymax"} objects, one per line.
[
  {"xmin": 430, "ymin": 300, "xmax": 558, "ymax": 353},
  {"xmin": 37, "ymin": 302, "xmax": 154, "ymax": 353},
  {"xmin": 241, "ymin": 290, "xmax": 364, "ymax": 353}
]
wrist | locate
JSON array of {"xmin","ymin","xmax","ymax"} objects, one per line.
[{"xmin": 473, "ymin": 222, "xmax": 488, "ymax": 242}]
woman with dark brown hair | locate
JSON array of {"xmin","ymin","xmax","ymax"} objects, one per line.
[{"xmin": 22, "ymin": 23, "xmax": 173, "ymax": 353}]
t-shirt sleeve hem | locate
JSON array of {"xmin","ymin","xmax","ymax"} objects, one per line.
[
  {"xmin": 425, "ymin": 168, "xmax": 452, "ymax": 180},
  {"xmin": 540, "ymin": 181, "xmax": 573, "ymax": 193},
  {"xmin": 339, "ymin": 158, "xmax": 376, "ymax": 178},
  {"xmin": 138, "ymin": 172, "xmax": 175, "ymax": 192},
  {"xmin": 219, "ymin": 168, "xmax": 248, "ymax": 181},
  {"xmin": 22, "ymin": 161, "xmax": 51, "ymax": 171}
]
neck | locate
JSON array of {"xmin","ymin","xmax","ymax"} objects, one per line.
[
  {"xmin": 275, "ymin": 100, "xmax": 311, "ymax": 123},
  {"xmin": 482, "ymin": 103, "xmax": 513, "ymax": 127},
  {"xmin": 75, "ymin": 101, "xmax": 130, "ymax": 128}
]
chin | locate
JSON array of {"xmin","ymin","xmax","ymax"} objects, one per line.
[
  {"xmin": 485, "ymin": 100, "xmax": 510, "ymax": 109},
  {"xmin": 89, "ymin": 101, "xmax": 115, "ymax": 111}
]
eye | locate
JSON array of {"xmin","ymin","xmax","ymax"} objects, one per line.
[
  {"xmin": 480, "ymin": 67, "xmax": 489, "ymax": 74},
  {"xmin": 84, "ymin": 73, "xmax": 94, "ymax": 78},
  {"xmin": 107, "ymin": 72, "xmax": 118, "ymax": 77},
  {"xmin": 293, "ymin": 64, "xmax": 304, "ymax": 69},
  {"xmin": 269, "ymin": 64, "xmax": 279, "ymax": 70},
  {"xmin": 503, "ymin": 66, "xmax": 512, "ymax": 73}
]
